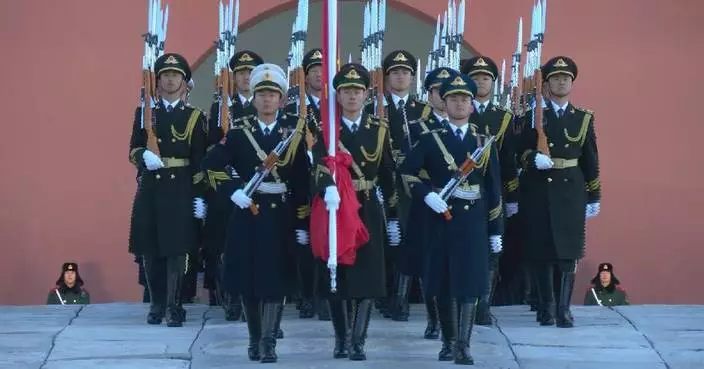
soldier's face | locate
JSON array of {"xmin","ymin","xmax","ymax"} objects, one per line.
[
  {"xmin": 306, "ymin": 65, "xmax": 323, "ymax": 91},
  {"xmin": 235, "ymin": 70, "xmax": 251, "ymax": 93},
  {"xmin": 471, "ymin": 74, "xmax": 493, "ymax": 99},
  {"xmin": 387, "ymin": 68, "xmax": 412, "ymax": 92},
  {"xmin": 253, "ymin": 90, "xmax": 283, "ymax": 115},
  {"xmin": 63, "ymin": 271, "xmax": 76, "ymax": 287},
  {"xmin": 158, "ymin": 71, "xmax": 184, "ymax": 94},
  {"xmin": 337, "ymin": 87, "xmax": 367, "ymax": 113},
  {"xmin": 445, "ymin": 94, "xmax": 474, "ymax": 120},
  {"xmin": 428, "ymin": 88, "xmax": 445, "ymax": 112},
  {"xmin": 599, "ymin": 271, "xmax": 611, "ymax": 285},
  {"xmin": 548, "ymin": 74, "xmax": 573, "ymax": 98}
]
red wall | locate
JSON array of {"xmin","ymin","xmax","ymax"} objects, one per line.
[{"xmin": 1, "ymin": 0, "xmax": 702, "ymax": 305}]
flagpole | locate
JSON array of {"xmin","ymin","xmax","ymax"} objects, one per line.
[{"xmin": 323, "ymin": 0, "xmax": 338, "ymax": 293}]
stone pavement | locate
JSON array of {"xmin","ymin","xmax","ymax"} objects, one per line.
[{"xmin": 1, "ymin": 303, "xmax": 702, "ymax": 369}]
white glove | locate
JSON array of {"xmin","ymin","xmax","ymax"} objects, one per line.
[
  {"xmin": 142, "ymin": 150, "xmax": 164, "ymax": 171},
  {"xmin": 306, "ymin": 150, "xmax": 314, "ymax": 165},
  {"xmin": 231, "ymin": 189, "xmax": 253, "ymax": 209},
  {"xmin": 324, "ymin": 186, "xmax": 341, "ymax": 211},
  {"xmin": 295, "ymin": 229, "xmax": 309, "ymax": 245},
  {"xmin": 193, "ymin": 197, "xmax": 207, "ymax": 219},
  {"xmin": 490, "ymin": 235, "xmax": 503, "ymax": 253},
  {"xmin": 386, "ymin": 220, "xmax": 401, "ymax": 247},
  {"xmin": 424, "ymin": 192, "xmax": 448, "ymax": 214},
  {"xmin": 586, "ymin": 202, "xmax": 601, "ymax": 219},
  {"xmin": 534, "ymin": 153, "xmax": 554, "ymax": 170},
  {"xmin": 376, "ymin": 187, "xmax": 384, "ymax": 204},
  {"xmin": 505, "ymin": 202, "xmax": 519, "ymax": 218}
]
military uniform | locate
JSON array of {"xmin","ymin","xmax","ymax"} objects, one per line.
[
  {"xmin": 283, "ymin": 48, "xmax": 328, "ymax": 320},
  {"xmin": 377, "ymin": 50, "xmax": 432, "ymax": 321},
  {"xmin": 516, "ymin": 56, "xmax": 601, "ymax": 328},
  {"xmin": 464, "ymin": 56, "xmax": 519, "ymax": 324},
  {"xmin": 203, "ymin": 50, "xmax": 263, "ymax": 320},
  {"xmin": 584, "ymin": 263, "xmax": 629, "ymax": 306},
  {"xmin": 400, "ymin": 73, "xmax": 503, "ymax": 365},
  {"xmin": 47, "ymin": 263, "xmax": 90, "ymax": 305},
  {"xmin": 397, "ymin": 67, "xmax": 459, "ymax": 339},
  {"xmin": 128, "ymin": 53, "xmax": 208, "ymax": 327},
  {"xmin": 201, "ymin": 63, "xmax": 309, "ymax": 363},
  {"xmin": 310, "ymin": 63, "xmax": 398, "ymax": 361}
]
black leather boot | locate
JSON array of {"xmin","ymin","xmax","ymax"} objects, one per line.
[
  {"xmin": 419, "ymin": 279, "xmax": 439, "ymax": 339},
  {"xmin": 556, "ymin": 271, "xmax": 576, "ymax": 328},
  {"xmin": 348, "ymin": 299, "xmax": 373, "ymax": 361},
  {"xmin": 224, "ymin": 293, "xmax": 243, "ymax": 321},
  {"xmin": 243, "ymin": 299, "xmax": 261, "ymax": 361},
  {"xmin": 316, "ymin": 297, "xmax": 331, "ymax": 321},
  {"xmin": 436, "ymin": 296, "xmax": 456, "ymax": 361},
  {"xmin": 328, "ymin": 299, "xmax": 349, "ymax": 358},
  {"xmin": 260, "ymin": 301, "xmax": 282, "ymax": 363},
  {"xmin": 454, "ymin": 300, "xmax": 477, "ymax": 365},
  {"xmin": 391, "ymin": 273, "xmax": 411, "ymax": 321},
  {"xmin": 298, "ymin": 298, "xmax": 315, "ymax": 318},
  {"xmin": 476, "ymin": 264, "xmax": 498, "ymax": 326},
  {"xmin": 143, "ymin": 256, "xmax": 166, "ymax": 325},
  {"xmin": 535, "ymin": 264, "xmax": 555, "ymax": 326},
  {"xmin": 274, "ymin": 300, "xmax": 285, "ymax": 339},
  {"xmin": 165, "ymin": 256, "xmax": 186, "ymax": 327}
]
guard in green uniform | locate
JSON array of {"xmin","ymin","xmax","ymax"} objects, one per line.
[
  {"xmin": 516, "ymin": 56, "xmax": 601, "ymax": 328},
  {"xmin": 462, "ymin": 56, "xmax": 519, "ymax": 325},
  {"xmin": 204, "ymin": 50, "xmax": 264, "ymax": 321},
  {"xmin": 128, "ymin": 53, "xmax": 209, "ymax": 327},
  {"xmin": 47, "ymin": 262, "xmax": 90, "ymax": 305},
  {"xmin": 584, "ymin": 263, "xmax": 629, "ymax": 306},
  {"xmin": 311, "ymin": 63, "xmax": 399, "ymax": 361},
  {"xmin": 379, "ymin": 50, "xmax": 432, "ymax": 321}
]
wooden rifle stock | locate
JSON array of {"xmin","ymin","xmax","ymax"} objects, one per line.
[
  {"xmin": 143, "ymin": 69, "xmax": 160, "ymax": 156},
  {"xmin": 219, "ymin": 68, "xmax": 231, "ymax": 135},
  {"xmin": 248, "ymin": 152, "xmax": 282, "ymax": 216},
  {"xmin": 533, "ymin": 68, "xmax": 549, "ymax": 156},
  {"xmin": 297, "ymin": 68, "xmax": 307, "ymax": 119},
  {"xmin": 441, "ymin": 158, "xmax": 478, "ymax": 221},
  {"xmin": 376, "ymin": 69, "xmax": 385, "ymax": 117}
]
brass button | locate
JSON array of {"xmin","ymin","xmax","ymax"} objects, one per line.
[
  {"xmin": 170, "ymin": 174, "xmax": 175, "ymax": 179},
  {"xmin": 360, "ymin": 161, "xmax": 366, "ymax": 167},
  {"xmin": 564, "ymin": 178, "xmax": 568, "ymax": 182},
  {"xmin": 171, "ymin": 138, "xmax": 176, "ymax": 143},
  {"xmin": 564, "ymin": 144, "xmax": 569, "ymax": 148},
  {"xmin": 155, "ymin": 174, "xmax": 161, "ymax": 179},
  {"xmin": 549, "ymin": 142, "xmax": 554, "ymax": 147},
  {"xmin": 463, "ymin": 205, "xmax": 469, "ymax": 210},
  {"xmin": 157, "ymin": 138, "xmax": 162, "ymax": 143},
  {"xmin": 448, "ymin": 205, "xmax": 453, "ymax": 210},
  {"xmin": 271, "ymin": 203, "xmax": 277, "ymax": 208},
  {"xmin": 255, "ymin": 204, "xmax": 260, "ymax": 208},
  {"xmin": 547, "ymin": 178, "xmax": 552, "ymax": 182}
]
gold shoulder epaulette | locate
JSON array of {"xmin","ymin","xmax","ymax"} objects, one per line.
[{"xmin": 575, "ymin": 106, "xmax": 595, "ymax": 115}]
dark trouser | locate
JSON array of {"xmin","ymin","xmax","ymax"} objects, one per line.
[
  {"xmin": 296, "ymin": 251, "xmax": 318, "ymax": 319},
  {"xmin": 475, "ymin": 252, "xmax": 500, "ymax": 325},
  {"xmin": 143, "ymin": 255, "xmax": 187, "ymax": 326},
  {"xmin": 533, "ymin": 260, "xmax": 577, "ymax": 328},
  {"xmin": 181, "ymin": 251, "xmax": 198, "ymax": 304},
  {"xmin": 242, "ymin": 298, "xmax": 284, "ymax": 363}
]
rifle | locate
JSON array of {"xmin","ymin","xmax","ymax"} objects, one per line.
[
  {"xmin": 523, "ymin": 0, "xmax": 548, "ymax": 155},
  {"xmin": 140, "ymin": 0, "xmax": 169, "ymax": 156},
  {"xmin": 214, "ymin": 0, "xmax": 239, "ymax": 135},
  {"xmin": 437, "ymin": 135, "xmax": 496, "ymax": 221},
  {"xmin": 242, "ymin": 132, "xmax": 297, "ymax": 215}
]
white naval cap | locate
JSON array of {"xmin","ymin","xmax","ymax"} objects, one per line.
[{"xmin": 249, "ymin": 63, "xmax": 288, "ymax": 96}]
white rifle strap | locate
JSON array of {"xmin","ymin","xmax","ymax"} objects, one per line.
[
  {"xmin": 590, "ymin": 288, "xmax": 602, "ymax": 307},
  {"xmin": 55, "ymin": 289, "xmax": 66, "ymax": 305}
]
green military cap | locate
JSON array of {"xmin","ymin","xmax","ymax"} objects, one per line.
[
  {"xmin": 303, "ymin": 48, "xmax": 323, "ymax": 73},
  {"xmin": 333, "ymin": 63, "xmax": 370, "ymax": 90},
  {"xmin": 462, "ymin": 56, "xmax": 499, "ymax": 81},
  {"xmin": 440, "ymin": 73, "xmax": 477, "ymax": 99},
  {"xmin": 229, "ymin": 50, "xmax": 263, "ymax": 72},
  {"xmin": 541, "ymin": 56, "xmax": 578, "ymax": 81},
  {"xmin": 383, "ymin": 50, "xmax": 417, "ymax": 75},
  {"xmin": 154, "ymin": 53, "xmax": 192, "ymax": 81},
  {"xmin": 424, "ymin": 67, "xmax": 459, "ymax": 91}
]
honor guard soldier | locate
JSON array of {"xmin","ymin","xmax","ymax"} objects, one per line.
[
  {"xmin": 400, "ymin": 73, "xmax": 504, "ymax": 365},
  {"xmin": 309, "ymin": 63, "xmax": 399, "ymax": 361},
  {"xmin": 47, "ymin": 262, "xmax": 90, "ymax": 305},
  {"xmin": 284, "ymin": 48, "xmax": 328, "ymax": 320},
  {"xmin": 397, "ymin": 66, "xmax": 460, "ymax": 339},
  {"xmin": 378, "ymin": 49, "xmax": 431, "ymax": 321},
  {"xmin": 201, "ymin": 63, "xmax": 310, "ymax": 363},
  {"xmin": 517, "ymin": 56, "xmax": 601, "ymax": 328},
  {"xmin": 203, "ymin": 50, "xmax": 264, "ymax": 321},
  {"xmin": 584, "ymin": 263, "xmax": 628, "ymax": 306},
  {"xmin": 462, "ymin": 56, "xmax": 519, "ymax": 324},
  {"xmin": 128, "ymin": 53, "xmax": 209, "ymax": 327}
]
